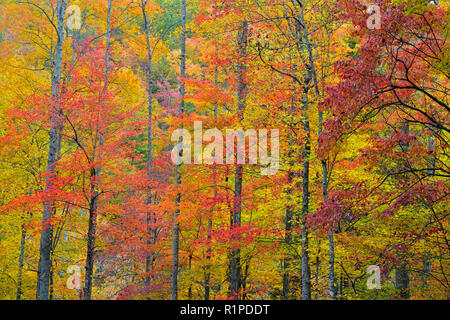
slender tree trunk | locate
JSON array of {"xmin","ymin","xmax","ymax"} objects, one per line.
[
  {"xmin": 242, "ymin": 260, "xmax": 250, "ymax": 300},
  {"xmin": 204, "ymin": 217, "xmax": 213, "ymax": 300},
  {"xmin": 141, "ymin": 0, "xmax": 155, "ymax": 287},
  {"xmin": 172, "ymin": 188, "xmax": 181, "ymax": 300},
  {"xmin": 16, "ymin": 223, "xmax": 27, "ymax": 300},
  {"xmin": 282, "ymin": 67, "xmax": 297, "ymax": 300},
  {"xmin": 229, "ymin": 20, "xmax": 248, "ymax": 300},
  {"xmin": 300, "ymin": 108, "xmax": 311, "ymax": 300},
  {"xmin": 171, "ymin": 0, "xmax": 186, "ymax": 300},
  {"xmin": 319, "ymin": 110, "xmax": 336, "ymax": 299},
  {"xmin": 83, "ymin": 0, "xmax": 112, "ymax": 300},
  {"xmin": 282, "ymin": 191, "xmax": 294, "ymax": 300},
  {"xmin": 393, "ymin": 123, "xmax": 411, "ymax": 299},
  {"xmin": 188, "ymin": 254, "xmax": 193, "ymax": 299},
  {"xmin": 292, "ymin": 0, "xmax": 317, "ymax": 301},
  {"xmin": 83, "ymin": 176, "xmax": 99, "ymax": 300},
  {"xmin": 328, "ymin": 229, "xmax": 336, "ymax": 298},
  {"xmin": 36, "ymin": 0, "xmax": 67, "ymax": 300},
  {"xmin": 230, "ymin": 164, "xmax": 243, "ymax": 299},
  {"xmin": 314, "ymin": 240, "xmax": 321, "ymax": 300},
  {"xmin": 205, "ymin": 62, "xmax": 220, "ymax": 300},
  {"xmin": 298, "ymin": 0, "xmax": 332, "ymax": 300},
  {"xmin": 49, "ymin": 258, "xmax": 54, "ymax": 300},
  {"xmin": 421, "ymin": 135, "xmax": 435, "ymax": 296}
]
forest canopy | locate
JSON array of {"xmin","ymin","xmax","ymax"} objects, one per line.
[{"xmin": 0, "ymin": 0, "xmax": 448, "ymax": 300}]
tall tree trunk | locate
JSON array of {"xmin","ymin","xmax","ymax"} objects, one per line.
[
  {"xmin": 230, "ymin": 164, "xmax": 243, "ymax": 299},
  {"xmin": 141, "ymin": 0, "xmax": 155, "ymax": 288},
  {"xmin": 16, "ymin": 222, "xmax": 27, "ymax": 300},
  {"xmin": 394, "ymin": 123, "xmax": 411, "ymax": 299},
  {"xmin": 83, "ymin": 174, "xmax": 100, "ymax": 300},
  {"xmin": 328, "ymin": 230, "xmax": 336, "ymax": 298},
  {"xmin": 298, "ymin": 2, "xmax": 313, "ymax": 300},
  {"xmin": 205, "ymin": 217, "xmax": 213, "ymax": 300},
  {"xmin": 282, "ymin": 186, "xmax": 294, "ymax": 300},
  {"xmin": 172, "ymin": 186, "xmax": 181, "ymax": 300},
  {"xmin": 298, "ymin": 0, "xmax": 330, "ymax": 300},
  {"xmin": 172, "ymin": 0, "xmax": 186, "ymax": 300},
  {"xmin": 320, "ymin": 106, "xmax": 336, "ymax": 299},
  {"xmin": 314, "ymin": 240, "xmax": 321, "ymax": 300},
  {"xmin": 427, "ymin": 135, "xmax": 436, "ymax": 176},
  {"xmin": 188, "ymin": 254, "xmax": 193, "ymax": 299},
  {"xmin": 49, "ymin": 256, "xmax": 54, "ymax": 300},
  {"xmin": 36, "ymin": 0, "xmax": 67, "ymax": 300},
  {"xmin": 289, "ymin": 0, "xmax": 318, "ymax": 300},
  {"xmin": 300, "ymin": 98, "xmax": 311, "ymax": 300},
  {"xmin": 205, "ymin": 61, "xmax": 219, "ymax": 300},
  {"xmin": 83, "ymin": 0, "xmax": 113, "ymax": 300},
  {"xmin": 229, "ymin": 20, "xmax": 248, "ymax": 300},
  {"xmin": 421, "ymin": 134, "xmax": 435, "ymax": 296},
  {"xmin": 282, "ymin": 66, "xmax": 297, "ymax": 300}
]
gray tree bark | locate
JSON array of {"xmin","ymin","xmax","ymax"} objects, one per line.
[
  {"xmin": 297, "ymin": 1, "xmax": 313, "ymax": 301},
  {"xmin": 171, "ymin": 0, "xmax": 186, "ymax": 300},
  {"xmin": 140, "ymin": 0, "xmax": 156, "ymax": 288},
  {"xmin": 229, "ymin": 20, "xmax": 248, "ymax": 300},
  {"xmin": 282, "ymin": 65, "xmax": 297, "ymax": 300},
  {"xmin": 394, "ymin": 123, "xmax": 411, "ymax": 299},
  {"xmin": 297, "ymin": 0, "xmax": 332, "ymax": 300},
  {"xmin": 319, "ymin": 100, "xmax": 336, "ymax": 300},
  {"xmin": 36, "ymin": 0, "xmax": 67, "ymax": 300},
  {"xmin": 300, "ymin": 91, "xmax": 311, "ymax": 300},
  {"xmin": 16, "ymin": 222, "xmax": 27, "ymax": 300},
  {"xmin": 282, "ymin": 193, "xmax": 294, "ymax": 300}
]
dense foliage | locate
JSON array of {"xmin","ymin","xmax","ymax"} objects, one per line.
[{"xmin": 0, "ymin": 0, "xmax": 448, "ymax": 300}]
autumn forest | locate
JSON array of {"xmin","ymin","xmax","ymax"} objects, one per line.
[{"xmin": 0, "ymin": 0, "xmax": 448, "ymax": 301}]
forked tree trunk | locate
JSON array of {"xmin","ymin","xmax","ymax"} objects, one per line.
[
  {"xmin": 297, "ymin": 0, "xmax": 333, "ymax": 300},
  {"xmin": 298, "ymin": 6, "xmax": 312, "ymax": 301}
]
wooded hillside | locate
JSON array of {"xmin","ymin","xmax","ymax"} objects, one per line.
[{"xmin": 0, "ymin": 0, "xmax": 448, "ymax": 300}]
